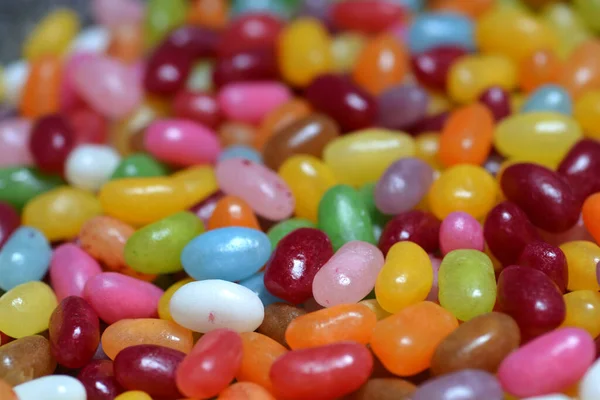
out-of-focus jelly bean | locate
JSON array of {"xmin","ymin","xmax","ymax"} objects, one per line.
[
  {"xmin": 144, "ymin": 45, "xmax": 193, "ymax": 97},
  {"xmin": 213, "ymin": 48, "xmax": 278, "ymax": 88},
  {"xmin": 218, "ymin": 381, "xmax": 275, "ymax": 400},
  {"xmin": 189, "ymin": 190, "xmax": 223, "ymax": 226},
  {"xmin": 351, "ymin": 378, "xmax": 416, "ymax": 400},
  {"xmin": 353, "ymin": 34, "xmax": 407, "ymax": 95},
  {"xmin": 377, "ymin": 84, "xmax": 429, "ymax": 131},
  {"xmin": 0, "ymin": 226, "xmax": 51, "ymax": 291},
  {"xmin": 219, "ymin": 82, "xmax": 291, "ymax": 125},
  {"xmin": 0, "ymin": 335, "xmax": 56, "ymax": 386},
  {"xmin": 23, "ymin": 9, "xmax": 80, "ymax": 60},
  {"xmin": 236, "ymin": 332, "xmax": 287, "ymax": 393},
  {"xmin": 519, "ymin": 50, "xmax": 563, "ymax": 93},
  {"xmin": 171, "ymin": 165, "xmax": 218, "ymax": 208},
  {"xmin": 378, "ymin": 210, "xmax": 441, "ymax": 255},
  {"xmin": 0, "ymin": 281, "xmax": 57, "ymax": 338},
  {"xmin": 172, "ymin": 90, "xmax": 221, "ymax": 128},
  {"xmin": 20, "ymin": 57, "xmax": 61, "ymax": 119},
  {"xmin": 408, "ymin": 13, "xmax": 475, "ymax": 53},
  {"xmin": 560, "ymin": 241, "xmax": 600, "ymax": 291},
  {"xmin": 562, "ymin": 290, "xmax": 600, "ymax": 338},
  {"xmin": 574, "ymin": 91, "xmax": 600, "ymax": 139},
  {"xmin": 218, "ymin": 13, "xmax": 283, "ymax": 57},
  {"xmin": 14, "ymin": 375, "xmax": 86, "ymax": 400},
  {"xmin": 144, "ymin": 0, "xmax": 186, "ymax": 48},
  {"xmin": 439, "ymin": 212, "xmax": 485, "ymax": 255},
  {"xmin": 522, "ymin": 84, "xmax": 573, "ymax": 115},
  {"xmin": 0, "ymin": 202, "xmax": 20, "ymax": 250},
  {"xmin": 330, "ymin": 33, "xmax": 366, "ymax": 73},
  {"xmin": 29, "ymin": 114, "xmax": 75, "ymax": 174},
  {"xmin": 518, "ymin": 241, "xmax": 568, "ymax": 293},
  {"xmin": 478, "ymin": 86, "xmax": 511, "ymax": 121},
  {"xmin": 0, "ymin": 119, "xmax": 33, "ymax": 168},
  {"xmin": 258, "ymin": 303, "xmax": 306, "ymax": 347},
  {"xmin": 256, "ymin": 98, "xmax": 312, "ymax": 150},
  {"xmin": 331, "ymin": 0, "xmax": 403, "ymax": 33},
  {"xmin": 413, "ymin": 369, "xmax": 503, "ymax": 400},
  {"xmin": 266, "ymin": 218, "xmax": 315, "ymax": 249},
  {"xmin": 110, "ymin": 153, "xmax": 169, "ymax": 180},
  {"xmin": 49, "ymin": 244, "xmax": 102, "ymax": 301},
  {"xmin": 65, "ymin": 145, "xmax": 121, "ymax": 192},
  {"xmin": 218, "ymin": 145, "xmax": 263, "ymax": 164},
  {"xmin": 77, "ymin": 360, "xmax": 123, "ymax": 400},
  {"xmin": 410, "ymin": 46, "xmax": 467, "ymax": 92},
  {"xmin": 208, "ymin": 195, "xmax": 260, "ymax": 230},
  {"xmin": 0, "ymin": 166, "xmax": 64, "ymax": 211},
  {"xmin": 560, "ymin": 40, "xmax": 600, "ymax": 99}
]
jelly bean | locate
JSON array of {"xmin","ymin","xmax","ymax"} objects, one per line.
[
  {"xmin": 427, "ymin": 256, "xmax": 442, "ymax": 302},
  {"xmin": 575, "ymin": 91, "xmax": 600, "ymax": 140},
  {"xmin": 439, "ymin": 212, "xmax": 485, "ymax": 255},
  {"xmin": 114, "ymin": 345, "xmax": 184, "ymax": 399},
  {"xmin": 410, "ymin": 46, "xmax": 467, "ymax": 92},
  {"xmin": 106, "ymin": 24, "xmax": 143, "ymax": 64},
  {"xmin": 478, "ymin": 86, "xmax": 511, "ymax": 121},
  {"xmin": 0, "ymin": 119, "xmax": 33, "ymax": 168},
  {"xmin": 240, "ymin": 272, "xmax": 285, "ymax": 306},
  {"xmin": 359, "ymin": 182, "xmax": 391, "ymax": 239},
  {"xmin": 77, "ymin": 360, "xmax": 123, "ymax": 400},
  {"xmin": 353, "ymin": 34, "xmax": 407, "ymax": 95},
  {"xmin": 65, "ymin": 145, "xmax": 121, "ymax": 191},
  {"xmin": 331, "ymin": 0, "xmax": 403, "ymax": 33},
  {"xmin": 370, "ymin": 301, "xmax": 458, "ymax": 376},
  {"xmin": 448, "ymin": 54, "xmax": 517, "ymax": 104},
  {"xmin": 266, "ymin": 218, "xmax": 316, "ymax": 249},
  {"xmin": 378, "ymin": 210, "xmax": 441, "ymax": 255},
  {"xmin": 218, "ymin": 382, "xmax": 276, "ymax": 400},
  {"xmin": 170, "ymin": 280, "xmax": 265, "ymax": 332},
  {"xmin": 580, "ymin": 357, "xmax": 600, "ymax": 400},
  {"xmin": 0, "ymin": 202, "xmax": 19, "ymax": 250},
  {"xmin": 561, "ymin": 241, "xmax": 600, "ymax": 291},
  {"xmin": 92, "ymin": 0, "xmax": 143, "ymax": 28},
  {"xmin": 172, "ymin": 90, "xmax": 221, "ymax": 129},
  {"xmin": 144, "ymin": 0, "xmax": 186, "ymax": 48},
  {"xmin": 187, "ymin": 0, "xmax": 229, "ymax": 29},
  {"xmin": 14, "ymin": 375, "xmax": 86, "ymax": 400},
  {"xmin": 522, "ymin": 84, "xmax": 573, "ymax": 115},
  {"xmin": 187, "ymin": 60, "xmax": 216, "ymax": 92},
  {"xmin": 213, "ymin": 48, "xmax": 279, "ymax": 88},
  {"xmin": 3, "ymin": 60, "xmax": 28, "ymax": 107},
  {"xmin": 171, "ymin": 166, "xmax": 218, "ymax": 208},
  {"xmin": 49, "ymin": 244, "xmax": 101, "ymax": 301},
  {"xmin": 208, "ymin": 195, "xmax": 260, "ymax": 230},
  {"xmin": 219, "ymin": 122, "xmax": 256, "ymax": 149},
  {"xmin": 428, "ymin": 165, "xmax": 497, "ymax": 220},
  {"xmin": 431, "ymin": 312, "xmax": 520, "ymax": 376},
  {"xmin": 176, "ymin": 329, "xmax": 243, "ymax": 398},
  {"xmin": 0, "ymin": 335, "xmax": 56, "ymax": 386},
  {"xmin": 110, "ymin": 153, "xmax": 169, "ymax": 180},
  {"xmin": 497, "ymin": 265, "xmax": 566, "ymax": 339},
  {"xmin": 22, "ymin": 186, "xmax": 102, "ymax": 241},
  {"xmin": 68, "ymin": 107, "xmax": 108, "ymax": 146},
  {"xmin": 351, "ymin": 378, "xmax": 416, "ymax": 400},
  {"xmin": 408, "ymin": 13, "xmax": 475, "ymax": 53},
  {"xmin": 374, "ymin": 158, "xmax": 434, "ymax": 215},
  {"xmin": 560, "ymin": 40, "xmax": 600, "ymax": 99},
  {"xmin": 562, "ymin": 290, "xmax": 600, "ymax": 338},
  {"xmin": 278, "ymin": 18, "xmax": 332, "ymax": 87},
  {"xmin": 378, "ymin": 84, "xmax": 429, "ymax": 131},
  {"xmin": 318, "ymin": 185, "xmax": 375, "ymax": 250},
  {"xmin": 20, "ymin": 56, "xmax": 62, "ymax": 119},
  {"xmin": 542, "ymin": 3, "xmax": 590, "ymax": 58},
  {"xmin": 270, "ymin": 342, "xmax": 373, "ymax": 400},
  {"xmin": 218, "ymin": 13, "xmax": 283, "ymax": 57},
  {"xmin": 331, "ymin": 33, "xmax": 366, "ymax": 73},
  {"xmin": 519, "ymin": 50, "xmax": 563, "ymax": 93},
  {"xmin": 518, "ymin": 241, "xmax": 568, "ymax": 293},
  {"xmin": 0, "ymin": 167, "xmax": 63, "ymax": 211},
  {"xmin": 0, "ymin": 282, "xmax": 57, "ymax": 338},
  {"xmin": 413, "ymin": 369, "xmax": 503, "ymax": 400},
  {"xmin": 557, "ymin": 139, "xmax": 600, "ymax": 204},
  {"xmin": 501, "ymin": 163, "xmax": 580, "ymax": 233},
  {"xmin": 158, "ymin": 278, "xmax": 194, "ymax": 321},
  {"xmin": 219, "ymin": 82, "xmax": 291, "ymax": 125},
  {"xmin": 190, "ymin": 190, "xmax": 224, "ymax": 226},
  {"xmin": 264, "ymin": 114, "xmax": 339, "ymax": 171},
  {"xmin": 258, "ymin": 303, "xmax": 306, "ymax": 347},
  {"xmin": 144, "ymin": 45, "xmax": 193, "ymax": 97},
  {"xmin": 498, "ymin": 327, "xmax": 594, "ymax": 397},
  {"xmin": 23, "ymin": 8, "xmax": 80, "ymax": 60},
  {"xmin": 237, "ymin": 332, "xmax": 287, "ymax": 392},
  {"xmin": 256, "ymin": 98, "xmax": 312, "ymax": 150},
  {"xmin": 0, "ymin": 227, "xmax": 51, "ymax": 291},
  {"xmin": 101, "ymin": 318, "xmax": 193, "ymax": 360},
  {"xmin": 264, "ymin": 227, "xmax": 333, "ymax": 304},
  {"xmin": 29, "ymin": 115, "xmax": 74, "ymax": 174},
  {"xmin": 216, "ymin": 158, "xmax": 295, "ymax": 221},
  {"xmin": 83, "ymin": 272, "xmax": 163, "ymax": 324},
  {"xmin": 218, "ymin": 145, "xmax": 263, "ymax": 164},
  {"xmin": 114, "ymin": 391, "xmax": 151, "ymax": 400}
]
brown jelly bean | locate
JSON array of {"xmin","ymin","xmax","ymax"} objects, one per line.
[
  {"xmin": 257, "ymin": 303, "xmax": 307, "ymax": 347},
  {"xmin": 0, "ymin": 335, "xmax": 56, "ymax": 386},
  {"xmin": 349, "ymin": 378, "xmax": 416, "ymax": 400}
]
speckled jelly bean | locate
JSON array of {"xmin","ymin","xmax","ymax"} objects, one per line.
[
  {"xmin": 522, "ymin": 84, "xmax": 573, "ymax": 115},
  {"xmin": 0, "ymin": 335, "xmax": 56, "ymax": 386},
  {"xmin": 440, "ymin": 212, "xmax": 485, "ymax": 255},
  {"xmin": 0, "ymin": 281, "xmax": 57, "ymax": 338},
  {"xmin": 518, "ymin": 241, "xmax": 568, "ymax": 293},
  {"xmin": 408, "ymin": 12, "xmax": 475, "ymax": 53},
  {"xmin": 14, "ymin": 375, "xmax": 86, "ymax": 400},
  {"xmin": 378, "ymin": 210, "xmax": 441, "ymax": 255},
  {"xmin": 0, "ymin": 226, "xmax": 51, "ymax": 291}
]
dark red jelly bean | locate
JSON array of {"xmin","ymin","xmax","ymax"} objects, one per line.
[
  {"xmin": 29, "ymin": 114, "xmax": 75, "ymax": 174},
  {"xmin": 478, "ymin": 86, "xmax": 511, "ymax": 121},
  {"xmin": 497, "ymin": 265, "xmax": 566, "ymax": 340},
  {"xmin": 378, "ymin": 210, "xmax": 441, "ymax": 256},
  {"xmin": 331, "ymin": 0, "xmax": 404, "ymax": 34},
  {"xmin": 66, "ymin": 107, "xmax": 108, "ymax": 145},
  {"xmin": 264, "ymin": 228, "xmax": 334, "ymax": 304},
  {"xmin": 218, "ymin": 13, "xmax": 284, "ymax": 57},
  {"xmin": 213, "ymin": 48, "xmax": 278, "ymax": 87},
  {"xmin": 517, "ymin": 241, "xmax": 568, "ymax": 293},
  {"xmin": 144, "ymin": 45, "xmax": 193, "ymax": 96},
  {"xmin": 165, "ymin": 26, "xmax": 219, "ymax": 59},
  {"xmin": 0, "ymin": 201, "xmax": 19, "ymax": 250},
  {"xmin": 501, "ymin": 163, "xmax": 580, "ymax": 233},
  {"xmin": 305, "ymin": 74, "xmax": 377, "ymax": 132},
  {"xmin": 484, "ymin": 201, "xmax": 540, "ymax": 266},
  {"xmin": 557, "ymin": 139, "xmax": 600, "ymax": 204},
  {"xmin": 173, "ymin": 90, "xmax": 222, "ymax": 129},
  {"xmin": 114, "ymin": 344, "xmax": 185, "ymax": 399},
  {"xmin": 270, "ymin": 342, "xmax": 373, "ymax": 400},
  {"xmin": 407, "ymin": 111, "xmax": 450, "ymax": 135},
  {"xmin": 48, "ymin": 296, "xmax": 100, "ymax": 369},
  {"xmin": 410, "ymin": 46, "xmax": 468, "ymax": 91},
  {"xmin": 189, "ymin": 190, "xmax": 225, "ymax": 226},
  {"xmin": 77, "ymin": 360, "xmax": 123, "ymax": 400}
]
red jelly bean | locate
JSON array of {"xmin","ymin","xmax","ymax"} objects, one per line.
[
  {"xmin": 305, "ymin": 74, "xmax": 378, "ymax": 132},
  {"xmin": 29, "ymin": 114, "xmax": 75, "ymax": 174},
  {"xmin": 331, "ymin": 0, "xmax": 403, "ymax": 34},
  {"xmin": 264, "ymin": 228, "xmax": 334, "ymax": 304},
  {"xmin": 165, "ymin": 26, "xmax": 219, "ymax": 59},
  {"xmin": 218, "ymin": 14, "xmax": 284, "ymax": 57},
  {"xmin": 484, "ymin": 201, "xmax": 540, "ymax": 266},
  {"xmin": 410, "ymin": 46, "xmax": 468, "ymax": 92},
  {"xmin": 557, "ymin": 139, "xmax": 600, "ymax": 205},
  {"xmin": 77, "ymin": 360, "xmax": 123, "ymax": 400},
  {"xmin": 66, "ymin": 107, "xmax": 108, "ymax": 145},
  {"xmin": 407, "ymin": 111, "xmax": 450, "ymax": 135},
  {"xmin": 518, "ymin": 241, "xmax": 568, "ymax": 293},
  {"xmin": 144, "ymin": 45, "xmax": 193, "ymax": 96},
  {"xmin": 270, "ymin": 342, "xmax": 373, "ymax": 400},
  {"xmin": 176, "ymin": 329, "xmax": 243, "ymax": 399},
  {"xmin": 378, "ymin": 210, "xmax": 441, "ymax": 256},
  {"xmin": 478, "ymin": 86, "xmax": 511, "ymax": 121},
  {"xmin": 114, "ymin": 344, "xmax": 185, "ymax": 399},
  {"xmin": 173, "ymin": 90, "xmax": 222, "ymax": 129},
  {"xmin": 501, "ymin": 163, "xmax": 580, "ymax": 233},
  {"xmin": 497, "ymin": 265, "xmax": 566, "ymax": 340},
  {"xmin": 189, "ymin": 190, "xmax": 225, "ymax": 226},
  {"xmin": 213, "ymin": 48, "xmax": 279, "ymax": 87},
  {"xmin": 49, "ymin": 296, "xmax": 100, "ymax": 369},
  {"xmin": 0, "ymin": 202, "xmax": 20, "ymax": 250}
]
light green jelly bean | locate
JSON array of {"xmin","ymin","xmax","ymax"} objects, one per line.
[
  {"xmin": 267, "ymin": 218, "xmax": 315, "ymax": 250},
  {"xmin": 124, "ymin": 211, "xmax": 204, "ymax": 274},
  {"xmin": 438, "ymin": 249, "xmax": 497, "ymax": 322},
  {"xmin": 0, "ymin": 167, "xmax": 64, "ymax": 211},
  {"xmin": 187, "ymin": 61, "xmax": 215, "ymax": 92},
  {"xmin": 144, "ymin": 0, "xmax": 187, "ymax": 49},
  {"xmin": 111, "ymin": 153, "xmax": 169, "ymax": 180}
]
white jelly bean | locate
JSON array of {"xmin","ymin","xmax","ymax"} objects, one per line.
[
  {"xmin": 69, "ymin": 26, "xmax": 110, "ymax": 54},
  {"xmin": 3, "ymin": 60, "xmax": 29, "ymax": 106},
  {"xmin": 580, "ymin": 357, "xmax": 600, "ymax": 400},
  {"xmin": 170, "ymin": 279, "xmax": 264, "ymax": 333},
  {"xmin": 14, "ymin": 375, "xmax": 86, "ymax": 400},
  {"xmin": 65, "ymin": 145, "xmax": 121, "ymax": 191}
]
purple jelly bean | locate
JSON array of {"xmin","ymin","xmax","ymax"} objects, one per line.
[{"xmin": 377, "ymin": 84, "xmax": 430, "ymax": 130}]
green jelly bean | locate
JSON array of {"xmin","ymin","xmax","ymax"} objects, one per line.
[
  {"xmin": 144, "ymin": 0, "xmax": 187, "ymax": 49},
  {"xmin": 187, "ymin": 61, "xmax": 215, "ymax": 92},
  {"xmin": 318, "ymin": 184, "xmax": 376, "ymax": 251},
  {"xmin": 438, "ymin": 249, "xmax": 497, "ymax": 321},
  {"xmin": 267, "ymin": 218, "xmax": 316, "ymax": 250},
  {"xmin": 0, "ymin": 167, "xmax": 64, "ymax": 211},
  {"xmin": 111, "ymin": 153, "xmax": 169, "ymax": 180},
  {"xmin": 124, "ymin": 211, "xmax": 204, "ymax": 275},
  {"xmin": 359, "ymin": 182, "xmax": 391, "ymax": 241}
]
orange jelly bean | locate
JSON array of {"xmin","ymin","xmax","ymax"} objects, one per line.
[
  {"xmin": 439, "ymin": 103, "xmax": 494, "ymax": 167},
  {"xmin": 560, "ymin": 40, "xmax": 600, "ymax": 99},
  {"xmin": 255, "ymin": 99, "xmax": 312, "ymax": 150},
  {"xmin": 219, "ymin": 121, "xmax": 257, "ymax": 148},
  {"xmin": 107, "ymin": 24, "xmax": 144, "ymax": 65},
  {"xmin": 582, "ymin": 193, "xmax": 600, "ymax": 245},
  {"xmin": 236, "ymin": 332, "xmax": 287, "ymax": 393},
  {"xmin": 218, "ymin": 382, "xmax": 276, "ymax": 400},
  {"xmin": 519, "ymin": 49, "xmax": 563, "ymax": 93},
  {"xmin": 208, "ymin": 195, "xmax": 260, "ymax": 230},
  {"xmin": 285, "ymin": 303, "xmax": 377, "ymax": 350},
  {"xmin": 187, "ymin": 0, "xmax": 229, "ymax": 29},
  {"xmin": 370, "ymin": 301, "xmax": 458, "ymax": 376},
  {"xmin": 0, "ymin": 379, "xmax": 16, "ymax": 400},
  {"xmin": 20, "ymin": 56, "xmax": 61, "ymax": 118}
]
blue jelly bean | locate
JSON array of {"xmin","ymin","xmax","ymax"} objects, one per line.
[
  {"xmin": 218, "ymin": 145, "xmax": 263, "ymax": 164},
  {"xmin": 522, "ymin": 84, "xmax": 573, "ymax": 115},
  {"xmin": 181, "ymin": 227, "xmax": 271, "ymax": 281},
  {"xmin": 408, "ymin": 13, "xmax": 475, "ymax": 53},
  {"xmin": 0, "ymin": 226, "xmax": 52, "ymax": 291},
  {"xmin": 239, "ymin": 272, "xmax": 286, "ymax": 306}
]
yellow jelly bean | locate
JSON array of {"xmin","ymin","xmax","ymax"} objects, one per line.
[
  {"xmin": 22, "ymin": 186, "xmax": 102, "ymax": 242},
  {"xmin": 494, "ymin": 112, "xmax": 583, "ymax": 166},
  {"xmin": 428, "ymin": 165, "xmax": 497, "ymax": 220},
  {"xmin": 0, "ymin": 282, "xmax": 57, "ymax": 338},
  {"xmin": 331, "ymin": 33, "xmax": 367, "ymax": 73},
  {"xmin": 23, "ymin": 9, "xmax": 80, "ymax": 60},
  {"xmin": 574, "ymin": 0, "xmax": 600, "ymax": 33},
  {"xmin": 158, "ymin": 277, "xmax": 194, "ymax": 321},
  {"xmin": 562, "ymin": 290, "xmax": 600, "ymax": 338},
  {"xmin": 278, "ymin": 155, "xmax": 337, "ymax": 222},
  {"xmin": 359, "ymin": 299, "xmax": 392, "ymax": 321},
  {"xmin": 447, "ymin": 54, "xmax": 517, "ymax": 104},
  {"xmin": 560, "ymin": 241, "xmax": 600, "ymax": 291},
  {"xmin": 278, "ymin": 18, "xmax": 333, "ymax": 87},
  {"xmin": 99, "ymin": 177, "xmax": 189, "ymax": 226},
  {"xmin": 427, "ymin": 92, "xmax": 452, "ymax": 114},
  {"xmin": 375, "ymin": 241, "xmax": 433, "ymax": 314},
  {"xmin": 574, "ymin": 90, "xmax": 600, "ymax": 139},
  {"xmin": 324, "ymin": 128, "xmax": 416, "ymax": 187},
  {"xmin": 415, "ymin": 132, "xmax": 442, "ymax": 170},
  {"xmin": 171, "ymin": 166, "xmax": 218, "ymax": 208},
  {"xmin": 115, "ymin": 391, "xmax": 153, "ymax": 400},
  {"xmin": 542, "ymin": 3, "xmax": 591, "ymax": 59}
]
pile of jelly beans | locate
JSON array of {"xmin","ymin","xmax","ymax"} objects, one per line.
[{"xmin": 4, "ymin": 0, "xmax": 600, "ymax": 399}]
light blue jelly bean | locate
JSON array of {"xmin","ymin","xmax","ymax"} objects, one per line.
[
  {"xmin": 181, "ymin": 227, "xmax": 271, "ymax": 282},
  {"xmin": 522, "ymin": 84, "xmax": 573, "ymax": 115},
  {"xmin": 218, "ymin": 146, "xmax": 263, "ymax": 164},
  {"xmin": 408, "ymin": 13, "xmax": 475, "ymax": 53},
  {"xmin": 240, "ymin": 272, "xmax": 285, "ymax": 306},
  {"xmin": 0, "ymin": 226, "xmax": 52, "ymax": 291}
]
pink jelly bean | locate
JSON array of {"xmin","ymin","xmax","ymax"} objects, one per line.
[
  {"xmin": 74, "ymin": 56, "xmax": 142, "ymax": 119},
  {"xmin": 144, "ymin": 119, "xmax": 221, "ymax": 166},
  {"xmin": 92, "ymin": 0, "xmax": 144, "ymax": 28},
  {"xmin": 497, "ymin": 327, "xmax": 595, "ymax": 398},
  {"xmin": 426, "ymin": 255, "xmax": 441, "ymax": 302},
  {"xmin": 439, "ymin": 211, "xmax": 485, "ymax": 255},
  {"xmin": 61, "ymin": 53, "xmax": 98, "ymax": 112},
  {"xmin": 0, "ymin": 118, "xmax": 33, "ymax": 167},
  {"xmin": 217, "ymin": 82, "xmax": 292, "ymax": 124},
  {"xmin": 49, "ymin": 243, "xmax": 103, "ymax": 301},
  {"xmin": 312, "ymin": 241, "xmax": 384, "ymax": 307},
  {"xmin": 83, "ymin": 272, "xmax": 163, "ymax": 324},
  {"xmin": 215, "ymin": 158, "xmax": 295, "ymax": 221}
]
